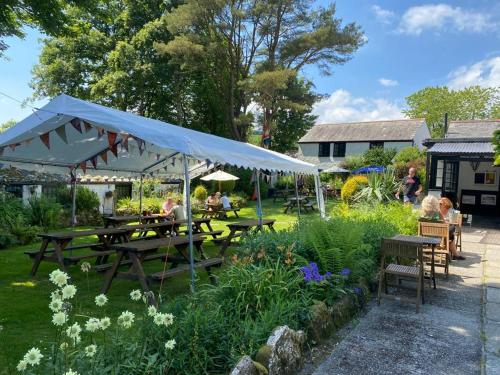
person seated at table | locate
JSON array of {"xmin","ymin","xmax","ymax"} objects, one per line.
[
  {"xmin": 420, "ymin": 196, "xmax": 464, "ymax": 260},
  {"xmin": 162, "ymin": 197, "xmax": 175, "ymax": 219},
  {"xmin": 220, "ymin": 192, "xmax": 231, "ymax": 210},
  {"xmin": 439, "ymin": 197, "xmax": 464, "ymax": 260},
  {"xmin": 173, "ymin": 199, "xmax": 186, "ymax": 221},
  {"xmin": 206, "ymin": 193, "xmax": 219, "ymax": 210}
]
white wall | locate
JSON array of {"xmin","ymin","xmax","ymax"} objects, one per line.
[
  {"xmin": 22, "ymin": 185, "xmax": 41, "ymax": 205},
  {"xmin": 413, "ymin": 123, "xmax": 431, "ymax": 149},
  {"xmin": 458, "ymin": 161, "xmax": 500, "ymax": 192},
  {"xmin": 346, "ymin": 142, "xmax": 369, "ymax": 155}
]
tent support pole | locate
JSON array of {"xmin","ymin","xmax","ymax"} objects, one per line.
[
  {"xmin": 183, "ymin": 154, "xmax": 196, "ymax": 293},
  {"xmin": 314, "ymin": 174, "xmax": 326, "ymax": 218},
  {"xmin": 139, "ymin": 174, "xmax": 144, "ymax": 213},
  {"xmin": 294, "ymin": 173, "xmax": 301, "ymax": 222},
  {"xmin": 71, "ymin": 171, "xmax": 77, "ymax": 227},
  {"xmin": 255, "ymin": 169, "xmax": 263, "ymax": 230}
]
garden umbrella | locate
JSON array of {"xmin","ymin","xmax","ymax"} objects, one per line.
[
  {"xmin": 321, "ymin": 166, "xmax": 349, "ymax": 173},
  {"xmin": 200, "ymin": 170, "xmax": 239, "ymax": 192},
  {"xmin": 351, "ymin": 165, "xmax": 386, "ymax": 174}
]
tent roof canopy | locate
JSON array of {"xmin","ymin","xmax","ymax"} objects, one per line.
[{"xmin": 0, "ymin": 94, "xmax": 317, "ymax": 178}]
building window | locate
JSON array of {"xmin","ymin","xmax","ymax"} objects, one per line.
[
  {"xmin": 435, "ymin": 160, "xmax": 444, "ymax": 188},
  {"xmin": 332, "ymin": 142, "xmax": 346, "ymax": 157},
  {"xmin": 5, "ymin": 185, "xmax": 23, "ymax": 199},
  {"xmin": 318, "ymin": 142, "xmax": 330, "ymax": 157},
  {"xmin": 369, "ymin": 141, "xmax": 384, "ymax": 149}
]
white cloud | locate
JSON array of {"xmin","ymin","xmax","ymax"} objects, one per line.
[
  {"xmin": 312, "ymin": 89, "xmax": 403, "ymax": 124},
  {"xmin": 378, "ymin": 78, "xmax": 399, "ymax": 87},
  {"xmin": 448, "ymin": 56, "xmax": 500, "ymax": 89},
  {"xmin": 398, "ymin": 4, "xmax": 496, "ymax": 35},
  {"xmin": 372, "ymin": 5, "xmax": 395, "ymax": 24}
]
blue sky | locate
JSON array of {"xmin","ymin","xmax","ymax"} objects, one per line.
[{"xmin": 1, "ymin": 0, "xmax": 499, "ymax": 125}]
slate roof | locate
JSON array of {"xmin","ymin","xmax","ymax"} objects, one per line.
[
  {"xmin": 298, "ymin": 119, "xmax": 426, "ymax": 143},
  {"xmin": 446, "ymin": 120, "xmax": 500, "ymax": 139},
  {"xmin": 427, "ymin": 142, "xmax": 494, "ymax": 155}
]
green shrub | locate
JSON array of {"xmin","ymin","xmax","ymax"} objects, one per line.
[
  {"xmin": 213, "ymin": 179, "xmax": 236, "ymax": 194},
  {"xmin": 230, "ymin": 192, "xmax": 248, "ymax": 208},
  {"xmin": 341, "ymin": 175, "xmax": 368, "ymax": 202},
  {"xmin": 193, "ymin": 185, "xmax": 208, "ymax": 201},
  {"xmin": 275, "ymin": 175, "xmax": 294, "ymax": 189},
  {"xmin": 25, "ymin": 196, "xmax": 62, "ymax": 230},
  {"xmin": 362, "ymin": 147, "xmax": 397, "ymax": 167},
  {"xmin": 339, "ymin": 154, "xmax": 365, "ymax": 170},
  {"xmin": 354, "ymin": 170, "xmax": 400, "ymax": 204},
  {"xmin": 393, "ymin": 146, "xmax": 425, "ymax": 164},
  {"xmin": 116, "ymin": 197, "xmax": 165, "ymax": 215}
]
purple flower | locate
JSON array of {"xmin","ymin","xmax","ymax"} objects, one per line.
[
  {"xmin": 353, "ymin": 287, "xmax": 362, "ymax": 295},
  {"xmin": 340, "ymin": 268, "xmax": 351, "ymax": 277},
  {"xmin": 301, "ymin": 263, "xmax": 332, "ymax": 283}
]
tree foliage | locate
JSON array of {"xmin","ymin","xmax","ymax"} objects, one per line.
[
  {"xmin": 0, "ymin": 119, "xmax": 16, "ymax": 133},
  {"xmin": 403, "ymin": 85, "xmax": 500, "ymax": 138}
]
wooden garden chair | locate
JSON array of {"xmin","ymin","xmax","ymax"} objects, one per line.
[
  {"xmin": 418, "ymin": 221, "xmax": 450, "ymax": 278},
  {"xmin": 455, "ymin": 213, "xmax": 463, "ymax": 252},
  {"xmin": 377, "ymin": 238, "xmax": 425, "ymax": 313}
]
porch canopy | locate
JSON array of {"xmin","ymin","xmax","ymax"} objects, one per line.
[{"xmin": 0, "ymin": 94, "xmax": 317, "ymax": 178}]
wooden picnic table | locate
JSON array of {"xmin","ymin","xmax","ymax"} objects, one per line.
[
  {"xmin": 103, "ymin": 214, "xmax": 170, "ymax": 228},
  {"xmin": 216, "ymin": 219, "xmax": 276, "ymax": 254},
  {"xmin": 28, "ymin": 228, "xmax": 130, "ymax": 276},
  {"xmin": 199, "ymin": 203, "xmax": 240, "ymax": 219},
  {"xmin": 273, "ymin": 189, "xmax": 294, "ymax": 202},
  {"xmin": 101, "ymin": 234, "xmax": 221, "ymax": 305},
  {"xmin": 391, "ymin": 235, "xmax": 442, "ymax": 289},
  {"xmin": 283, "ymin": 196, "xmax": 315, "ymax": 214}
]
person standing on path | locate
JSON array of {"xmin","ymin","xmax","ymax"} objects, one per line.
[{"xmin": 396, "ymin": 167, "xmax": 422, "ymax": 204}]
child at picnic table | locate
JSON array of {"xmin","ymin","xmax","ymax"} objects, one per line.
[
  {"xmin": 162, "ymin": 197, "xmax": 175, "ymax": 219},
  {"xmin": 420, "ymin": 196, "xmax": 464, "ymax": 260}
]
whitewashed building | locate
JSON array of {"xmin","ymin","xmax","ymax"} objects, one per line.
[
  {"xmin": 297, "ymin": 119, "xmax": 430, "ymax": 168},
  {"xmin": 425, "ymin": 120, "xmax": 500, "ymax": 216}
]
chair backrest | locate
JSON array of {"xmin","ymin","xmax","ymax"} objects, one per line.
[
  {"xmin": 456, "ymin": 213, "xmax": 463, "ymax": 226},
  {"xmin": 418, "ymin": 221, "xmax": 450, "ymax": 250},
  {"xmin": 381, "ymin": 238, "xmax": 422, "ymax": 260}
]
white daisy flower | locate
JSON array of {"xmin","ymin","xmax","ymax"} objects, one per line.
[
  {"xmin": 66, "ymin": 323, "xmax": 82, "ymax": 339},
  {"xmin": 80, "ymin": 262, "xmax": 91, "ymax": 273},
  {"xmin": 117, "ymin": 311, "xmax": 135, "ymax": 329},
  {"xmin": 49, "ymin": 269, "xmax": 69, "ymax": 287},
  {"xmin": 99, "ymin": 317, "xmax": 111, "ymax": 330},
  {"xmin": 49, "ymin": 299, "xmax": 63, "ymax": 312},
  {"xmin": 147, "ymin": 306, "xmax": 157, "ymax": 317},
  {"xmin": 61, "ymin": 285, "xmax": 77, "ymax": 300},
  {"xmin": 164, "ymin": 339, "xmax": 176, "ymax": 350},
  {"xmin": 60, "ymin": 342, "xmax": 68, "ymax": 351},
  {"xmin": 23, "ymin": 347, "xmax": 43, "ymax": 366},
  {"xmin": 129, "ymin": 290, "xmax": 142, "ymax": 301},
  {"xmin": 94, "ymin": 294, "xmax": 108, "ymax": 307},
  {"xmin": 63, "ymin": 369, "xmax": 79, "ymax": 375},
  {"xmin": 50, "ymin": 290, "xmax": 63, "ymax": 301},
  {"xmin": 85, "ymin": 318, "xmax": 100, "ymax": 333},
  {"xmin": 84, "ymin": 344, "xmax": 97, "ymax": 358},
  {"xmin": 163, "ymin": 313, "xmax": 174, "ymax": 327},
  {"xmin": 16, "ymin": 359, "xmax": 27, "ymax": 371},
  {"xmin": 153, "ymin": 313, "xmax": 165, "ymax": 326},
  {"xmin": 52, "ymin": 312, "xmax": 67, "ymax": 326}
]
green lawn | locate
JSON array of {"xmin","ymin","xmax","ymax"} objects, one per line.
[{"xmin": 0, "ymin": 198, "xmax": 334, "ymax": 372}]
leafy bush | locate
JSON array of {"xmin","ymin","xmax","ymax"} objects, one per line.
[
  {"xmin": 25, "ymin": 196, "xmax": 62, "ymax": 230},
  {"xmin": 362, "ymin": 147, "xmax": 397, "ymax": 167},
  {"xmin": 0, "ymin": 192, "xmax": 40, "ymax": 246},
  {"xmin": 393, "ymin": 146, "xmax": 425, "ymax": 164},
  {"xmin": 116, "ymin": 195, "xmax": 183, "ymax": 215},
  {"xmin": 0, "ymin": 233, "xmax": 15, "ymax": 249},
  {"xmin": 193, "ymin": 185, "xmax": 208, "ymax": 201},
  {"xmin": 275, "ymin": 175, "xmax": 294, "ymax": 189},
  {"xmin": 339, "ymin": 154, "xmax": 365, "ymax": 170},
  {"xmin": 7, "ymin": 215, "xmax": 40, "ymax": 245},
  {"xmin": 56, "ymin": 186, "xmax": 102, "ymax": 225},
  {"xmin": 341, "ymin": 175, "xmax": 368, "ymax": 201},
  {"xmin": 212, "ymin": 179, "xmax": 236, "ymax": 194},
  {"xmin": 353, "ymin": 170, "xmax": 400, "ymax": 204},
  {"xmin": 230, "ymin": 192, "xmax": 248, "ymax": 208}
]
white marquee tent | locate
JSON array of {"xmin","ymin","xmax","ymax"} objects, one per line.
[{"xmin": 0, "ymin": 94, "xmax": 325, "ymax": 290}]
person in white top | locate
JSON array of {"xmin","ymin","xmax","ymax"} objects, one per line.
[
  {"xmin": 173, "ymin": 199, "xmax": 186, "ymax": 221},
  {"xmin": 220, "ymin": 192, "xmax": 231, "ymax": 209}
]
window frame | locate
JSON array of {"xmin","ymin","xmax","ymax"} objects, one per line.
[
  {"xmin": 332, "ymin": 142, "xmax": 346, "ymax": 157},
  {"xmin": 318, "ymin": 142, "xmax": 331, "ymax": 157}
]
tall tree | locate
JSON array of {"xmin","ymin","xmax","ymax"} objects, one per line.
[
  {"xmin": 0, "ymin": 119, "xmax": 16, "ymax": 133},
  {"xmin": 0, "ymin": 0, "xmax": 92, "ymax": 57},
  {"xmin": 404, "ymin": 86, "xmax": 500, "ymax": 138},
  {"xmin": 158, "ymin": 0, "xmax": 364, "ymax": 142}
]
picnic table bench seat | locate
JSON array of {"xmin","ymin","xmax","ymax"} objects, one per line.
[
  {"xmin": 149, "ymin": 257, "xmax": 223, "ymax": 281},
  {"xmin": 94, "ymin": 253, "xmax": 188, "ymax": 273},
  {"xmin": 63, "ymin": 250, "xmax": 115, "ymax": 265},
  {"xmin": 24, "ymin": 242, "xmax": 105, "ymax": 258},
  {"xmin": 212, "ymin": 233, "xmax": 243, "ymax": 245}
]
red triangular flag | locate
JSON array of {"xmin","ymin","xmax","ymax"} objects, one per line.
[
  {"xmin": 80, "ymin": 162, "xmax": 87, "ymax": 174},
  {"xmin": 91, "ymin": 156, "xmax": 98, "ymax": 169},
  {"xmin": 96, "ymin": 127, "xmax": 105, "ymax": 139},
  {"xmin": 71, "ymin": 118, "xmax": 82, "ymax": 133},
  {"xmin": 107, "ymin": 131, "xmax": 117, "ymax": 148},
  {"xmin": 110, "ymin": 143, "xmax": 118, "ymax": 157},
  {"xmin": 9, "ymin": 143, "xmax": 19, "ymax": 151},
  {"xmin": 40, "ymin": 132, "xmax": 50, "ymax": 149},
  {"xmin": 83, "ymin": 121, "xmax": 93, "ymax": 133},
  {"xmin": 55, "ymin": 125, "xmax": 68, "ymax": 144},
  {"xmin": 100, "ymin": 151, "xmax": 108, "ymax": 164},
  {"xmin": 121, "ymin": 134, "xmax": 129, "ymax": 151}
]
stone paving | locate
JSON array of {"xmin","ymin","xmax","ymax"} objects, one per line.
[{"xmin": 304, "ymin": 228, "xmax": 500, "ymax": 375}]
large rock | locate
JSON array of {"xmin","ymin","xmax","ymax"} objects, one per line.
[
  {"xmin": 265, "ymin": 325, "xmax": 306, "ymax": 375},
  {"xmin": 329, "ymin": 295, "xmax": 355, "ymax": 328},
  {"xmin": 230, "ymin": 355, "xmax": 259, "ymax": 375},
  {"xmin": 307, "ymin": 301, "xmax": 334, "ymax": 342}
]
